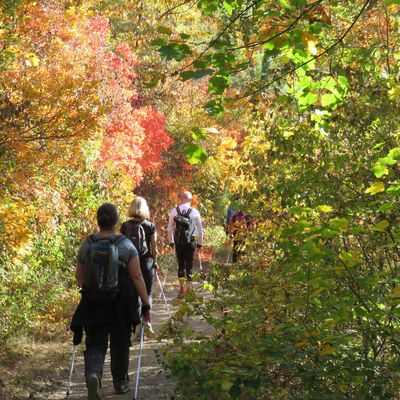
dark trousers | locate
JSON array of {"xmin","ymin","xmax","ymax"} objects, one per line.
[
  {"xmin": 176, "ymin": 241, "xmax": 195, "ymax": 281},
  {"xmin": 140, "ymin": 257, "xmax": 155, "ymax": 305},
  {"xmin": 84, "ymin": 320, "xmax": 131, "ymax": 385},
  {"xmin": 232, "ymin": 240, "xmax": 244, "ymax": 263}
]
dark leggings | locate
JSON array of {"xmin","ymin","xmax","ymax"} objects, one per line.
[
  {"xmin": 84, "ymin": 320, "xmax": 131, "ymax": 385},
  {"xmin": 140, "ymin": 257, "xmax": 155, "ymax": 304},
  {"xmin": 176, "ymin": 241, "xmax": 195, "ymax": 281}
]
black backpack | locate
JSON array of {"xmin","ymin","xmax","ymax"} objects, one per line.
[
  {"xmin": 121, "ymin": 220, "xmax": 149, "ymax": 258},
  {"xmin": 174, "ymin": 207, "xmax": 192, "ymax": 247},
  {"xmin": 83, "ymin": 235, "xmax": 125, "ymax": 303}
]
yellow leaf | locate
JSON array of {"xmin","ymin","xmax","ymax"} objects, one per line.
[
  {"xmin": 301, "ymin": 32, "xmax": 318, "ymax": 55},
  {"xmin": 372, "ymin": 220, "xmax": 389, "ymax": 232},
  {"xmin": 316, "ymin": 205, "xmax": 334, "ymax": 213},
  {"xmin": 319, "ymin": 343, "xmax": 334, "ymax": 355},
  {"xmin": 364, "ymin": 181, "xmax": 385, "ymax": 195},
  {"xmin": 295, "ymin": 339, "xmax": 309, "ymax": 348},
  {"xmin": 25, "ymin": 54, "xmax": 40, "ymax": 67},
  {"xmin": 393, "ymin": 286, "xmax": 400, "ymax": 298},
  {"xmin": 393, "ymin": 286, "xmax": 400, "ymax": 297}
]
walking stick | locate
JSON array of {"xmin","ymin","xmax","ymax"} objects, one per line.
[
  {"xmin": 66, "ymin": 344, "xmax": 77, "ymax": 397},
  {"xmin": 133, "ymin": 323, "xmax": 145, "ymax": 400},
  {"xmin": 155, "ymin": 270, "xmax": 172, "ymax": 317}
]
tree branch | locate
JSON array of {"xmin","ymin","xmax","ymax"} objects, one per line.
[{"xmin": 237, "ymin": 0, "xmax": 372, "ymax": 100}]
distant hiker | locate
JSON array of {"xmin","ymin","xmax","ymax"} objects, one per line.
[
  {"xmin": 167, "ymin": 191, "xmax": 203, "ymax": 298},
  {"xmin": 225, "ymin": 194, "xmax": 239, "ymax": 235},
  {"xmin": 230, "ymin": 210, "xmax": 252, "ymax": 263},
  {"xmin": 121, "ymin": 196, "xmax": 158, "ymax": 337},
  {"xmin": 71, "ymin": 202, "xmax": 151, "ymax": 400}
]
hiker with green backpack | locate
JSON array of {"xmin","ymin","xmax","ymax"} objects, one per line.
[
  {"xmin": 121, "ymin": 196, "xmax": 158, "ymax": 337},
  {"xmin": 167, "ymin": 191, "xmax": 204, "ymax": 299},
  {"xmin": 70, "ymin": 203, "xmax": 151, "ymax": 400}
]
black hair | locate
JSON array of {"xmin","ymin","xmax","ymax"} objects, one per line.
[{"xmin": 97, "ymin": 202, "xmax": 119, "ymax": 230}]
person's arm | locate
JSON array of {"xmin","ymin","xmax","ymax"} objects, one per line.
[
  {"xmin": 128, "ymin": 255, "xmax": 151, "ymax": 321},
  {"xmin": 76, "ymin": 262, "xmax": 84, "ymax": 287},
  {"xmin": 128, "ymin": 256, "xmax": 149, "ymax": 304},
  {"xmin": 167, "ymin": 210, "xmax": 175, "ymax": 246},
  {"xmin": 151, "ymin": 231, "xmax": 158, "ymax": 265},
  {"xmin": 195, "ymin": 214, "xmax": 204, "ymax": 246}
]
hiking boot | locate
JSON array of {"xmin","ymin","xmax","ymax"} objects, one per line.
[
  {"xmin": 144, "ymin": 321, "xmax": 156, "ymax": 338},
  {"xmin": 114, "ymin": 380, "xmax": 130, "ymax": 395},
  {"xmin": 87, "ymin": 373, "xmax": 102, "ymax": 400}
]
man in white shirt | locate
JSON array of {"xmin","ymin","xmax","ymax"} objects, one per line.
[{"xmin": 167, "ymin": 191, "xmax": 204, "ymax": 298}]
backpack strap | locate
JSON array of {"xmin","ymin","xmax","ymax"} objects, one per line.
[
  {"xmin": 176, "ymin": 206, "xmax": 182, "ymax": 216},
  {"xmin": 87, "ymin": 235, "xmax": 95, "ymax": 244},
  {"xmin": 112, "ymin": 234, "xmax": 126, "ymax": 246},
  {"xmin": 185, "ymin": 208, "xmax": 192, "ymax": 218}
]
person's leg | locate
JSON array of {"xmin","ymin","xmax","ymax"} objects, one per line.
[
  {"xmin": 84, "ymin": 325, "xmax": 109, "ymax": 399},
  {"xmin": 232, "ymin": 240, "xmax": 240, "ymax": 263},
  {"xmin": 140, "ymin": 257, "xmax": 155, "ymax": 307},
  {"xmin": 184, "ymin": 241, "xmax": 196, "ymax": 293},
  {"xmin": 84, "ymin": 326, "xmax": 108, "ymax": 382},
  {"xmin": 176, "ymin": 246, "xmax": 186, "ymax": 296},
  {"xmin": 110, "ymin": 322, "xmax": 131, "ymax": 393}
]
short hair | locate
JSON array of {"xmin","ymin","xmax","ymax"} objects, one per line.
[
  {"xmin": 128, "ymin": 196, "xmax": 150, "ymax": 220},
  {"xmin": 97, "ymin": 203, "xmax": 119, "ymax": 230},
  {"xmin": 180, "ymin": 191, "xmax": 193, "ymax": 201}
]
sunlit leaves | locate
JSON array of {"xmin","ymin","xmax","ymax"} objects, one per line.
[
  {"xmin": 365, "ymin": 181, "xmax": 385, "ymax": 195},
  {"xmin": 183, "ymin": 143, "xmax": 208, "ymax": 164},
  {"xmin": 372, "ymin": 220, "xmax": 389, "ymax": 232}
]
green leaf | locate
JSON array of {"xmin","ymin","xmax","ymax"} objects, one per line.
[
  {"xmin": 321, "ymin": 93, "xmax": 340, "ymax": 107},
  {"xmin": 191, "ymin": 128, "xmax": 207, "ymax": 141},
  {"xmin": 365, "ymin": 181, "xmax": 385, "ymax": 195},
  {"xmin": 388, "ymin": 147, "xmax": 400, "ymax": 159},
  {"xmin": 150, "ymin": 38, "xmax": 167, "ymax": 46},
  {"xmin": 221, "ymin": 380, "xmax": 234, "ymax": 391},
  {"xmin": 264, "ymin": 41, "xmax": 275, "ymax": 50},
  {"xmin": 372, "ymin": 164, "xmax": 389, "ymax": 178},
  {"xmin": 183, "ymin": 144, "xmax": 208, "ymax": 164},
  {"xmin": 298, "ymin": 92, "xmax": 318, "ymax": 107},
  {"xmin": 209, "ymin": 75, "xmax": 230, "ymax": 95},
  {"xmin": 223, "ymin": 0, "xmax": 234, "ymax": 14},
  {"xmin": 329, "ymin": 218, "xmax": 348, "ymax": 231},
  {"xmin": 158, "ymin": 43, "xmax": 192, "ymax": 61},
  {"xmin": 384, "ymin": 0, "xmax": 400, "ymax": 5},
  {"xmin": 279, "ymin": 0, "xmax": 292, "ymax": 10},
  {"xmin": 316, "ymin": 205, "xmax": 334, "ymax": 213},
  {"xmin": 377, "ymin": 156, "xmax": 397, "ymax": 166},
  {"xmin": 191, "ymin": 127, "xmax": 219, "ymax": 140},
  {"xmin": 337, "ymin": 75, "xmax": 349, "ymax": 89},
  {"xmin": 204, "ymin": 99, "xmax": 224, "ymax": 115},
  {"xmin": 181, "ymin": 69, "xmax": 214, "ymax": 81},
  {"xmin": 156, "ymin": 25, "xmax": 173, "ymax": 35},
  {"xmin": 339, "ymin": 251, "xmax": 359, "ymax": 267},
  {"xmin": 387, "ymin": 181, "xmax": 400, "ymax": 193},
  {"xmin": 372, "ymin": 220, "xmax": 389, "ymax": 232}
]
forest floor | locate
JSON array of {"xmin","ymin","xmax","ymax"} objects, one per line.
[{"xmin": 0, "ymin": 264, "xmax": 213, "ymax": 400}]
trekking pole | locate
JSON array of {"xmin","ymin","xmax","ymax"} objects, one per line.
[
  {"xmin": 66, "ymin": 344, "xmax": 77, "ymax": 397},
  {"xmin": 226, "ymin": 239, "xmax": 233, "ymax": 264},
  {"xmin": 133, "ymin": 323, "xmax": 145, "ymax": 400},
  {"xmin": 155, "ymin": 271, "xmax": 172, "ymax": 317}
]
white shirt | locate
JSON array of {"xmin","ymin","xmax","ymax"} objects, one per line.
[{"xmin": 167, "ymin": 202, "xmax": 204, "ymax": 245}]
